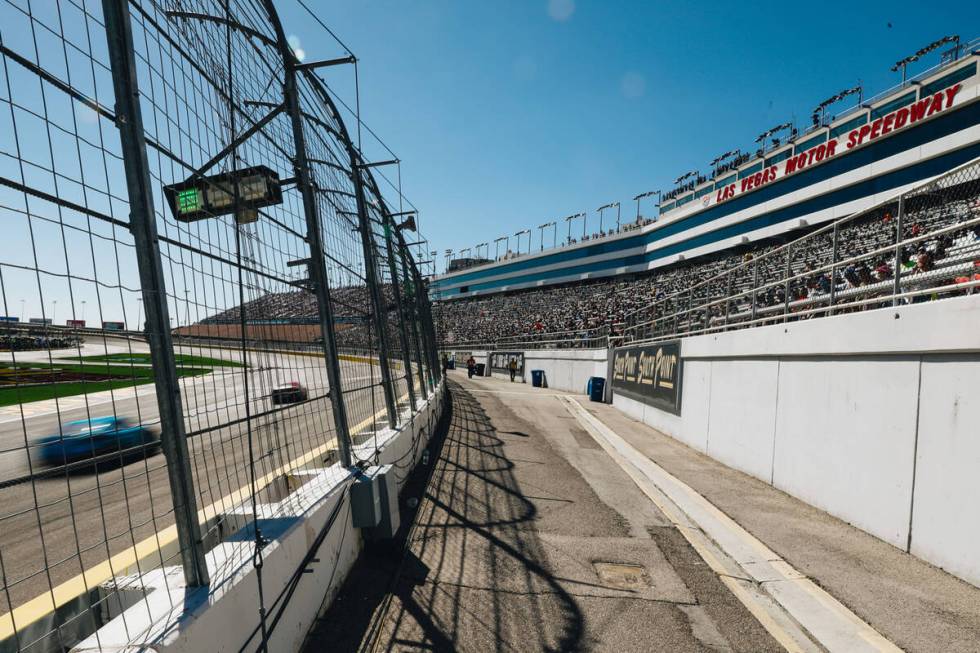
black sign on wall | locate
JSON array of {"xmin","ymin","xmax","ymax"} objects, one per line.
[
  {"xmin": 489, "ymin": 351, "xmax": 524, "ymax": 376},
  {"xmin": 611, "ymin": 341, "xmax": 683, "ymax": 415}
]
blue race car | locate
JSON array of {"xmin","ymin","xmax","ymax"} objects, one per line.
[{"xmin": 36, "ymin": 416, "xmax": 158, "ymax": 466}]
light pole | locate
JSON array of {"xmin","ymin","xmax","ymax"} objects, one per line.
[
  {"xmin": 581, "ymin": 211, "xmax": 587, "ymax": 239},
  {"xmin": 633, "ymin": 190, "xmax": 660, "ymax": 222},
  {"xmin": 20, "ymin": 299, "xmax": 25, "ymax": 320},
  {"xmin": 493, "ymin": 237, "xmax": 505, "ymax": 260},
  {"xmin": 184, "ymin": 289, "xmax": 190, "ymax": 327},
  {"xmin": 52, "ymin": 300, "xmax": 57, "ymax": 325},
  {"xmin": 538, "ymin": 223, "xmax": 553, "ymax": 251},
  {"xmin": 136, "ymin": 298, "xmax": 143, "ymax": 332},
  {"xmin": 514, "ymin": 230, "xmax": 530, "ymax": 255},
  {"xmin": 80, "ymin": 300, "xmax": 86, "ymax": 323},
  {"xmin": 564, "ymin": 214, "xmax": 576, "ymax": 245},
  {"xmin": 445, "ymin": 249, "xmax": 453, "ymax": 272},
  {"xmin": 476, "ymin": 242, "xmax": 488, "ymax": 259},
  {"xmin": 596, "ymin": 202, "xmax": 620, "ymax": 233}
]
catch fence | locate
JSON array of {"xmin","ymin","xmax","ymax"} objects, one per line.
[{"xmin": 0, "ymin": 1, "xmax": 439, "ymax": 651}]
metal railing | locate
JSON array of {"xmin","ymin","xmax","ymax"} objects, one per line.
[
  {"xmin": 0, "ymin": 1, "xmax": 440, "ymax": 651},
  {"xmin": 621, "ymin": 157, "xmax": 980, "ymax": 345}
]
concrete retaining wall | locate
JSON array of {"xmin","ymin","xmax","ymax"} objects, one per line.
[
  {"xmin": 615, "ymin": 295, "xmax": 980, "ymax": 587},
  {"xmin": 73, "ymin": 383, "xmax": 447, "ymax": 652},
  {"xmin": 522, "ymin": 348, "xmax": 608, "ymax": 394}
]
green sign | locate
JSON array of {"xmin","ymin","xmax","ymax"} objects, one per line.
[{"xmin": 176, "ymin": 188, "xmax": 202, "ymax": 215}]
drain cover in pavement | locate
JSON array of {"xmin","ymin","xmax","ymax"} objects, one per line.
[{"xmin": 593, "ymin": 562, "xmax": 650, "ymax": 590}]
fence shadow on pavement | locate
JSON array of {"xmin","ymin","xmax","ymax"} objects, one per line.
[{"xmin": 304, "ymin": 380, "xmax": 585, "ymax": 652}]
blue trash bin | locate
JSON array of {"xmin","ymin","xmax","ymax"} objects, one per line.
[
  {"xmin": 531, "ymin": 370, "xmax": 544, "ymax": 387},
  {"xmin": 588, "ymin": 377, "xmax": 605, "ymax": 402}
]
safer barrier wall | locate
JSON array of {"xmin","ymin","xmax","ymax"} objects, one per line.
[
  {"xmin": 72, "ymin": 384, "xmax": 446, "ymax": 652},
  {"xmin": 613, "ymin": 294, "xmax": 980, "ymax": 587}
]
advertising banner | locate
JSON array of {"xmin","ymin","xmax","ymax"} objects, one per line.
[
  {"xmin": 489, "ymin": 351, "xmax": 524, "ymax": 376},
  {"xmin": 611, "ymin": 341, "xmax": 683, "ymax": 415}
]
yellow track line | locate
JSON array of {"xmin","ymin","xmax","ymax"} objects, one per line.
[{"xmin": 0, "ymin": 393, "xmax": 408, "ymax": 641}]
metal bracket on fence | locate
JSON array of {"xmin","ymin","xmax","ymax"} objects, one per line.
[
  {"xmin": 382, "ymin": 221, "xmax": 418, "ymax": 409},
  {"xmin": 102, "ymin": 0, "xmax": 210, "ymax": 587},
  {"xmin": 893, "ymin": 195, "xmax": 905, "ymax": 307},
  {"xmin": 400, "ymin": 231, "xmax": 437, "ymax": 390},
  {"xmin": 351, "ymin": 170, "xmax": 399, "ymax": 427},
  {"xmin": 278, "ymin": 32, "xmax": 354, "ymax": 467}
]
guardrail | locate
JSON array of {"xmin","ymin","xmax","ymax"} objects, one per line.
[{"xmin": 0, "ymin": 1, "xmax": 441, "ymax": 651}]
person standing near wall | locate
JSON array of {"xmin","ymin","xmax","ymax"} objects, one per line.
[
  {"xmin": 508, "ymin": 357, "xmax": 518, "ymax": 382},
  {"xmin": 467, "ymin": 355, "xmax": 477, "ymax": 379}
]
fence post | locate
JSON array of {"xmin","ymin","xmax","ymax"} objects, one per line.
[
  {"xmin": 893, "ymin": 196, "xmax": 905, "ymax": 307},
  {"xmin": 352, "ymin": 172, "xmax": 399, "ymax": 427},
  {"xmin": 782, "ymin": 243, "xmax": 792, "ymax": 321},
  {"xmin": 101, "ymin": 0, "xmax": 209, "ymax": 586},
  {"xmin": 408, "ymin": 256, "xmax": 442, "ymax": 385},
  {"xmin": 723, "ymin": 270, "xmax": 733, "ymax": 327},
  {"xmin": 280, "ymin": 61, "xmax": 354, "ymax": 465},
  {"xmin": 381, "ymin": 219, "xmax": 418, "ymax": 410},
  {"xmin": 397, "ymin": 232, "xmax": 432, "ymax": 393},
  {"xmin": 829, "ymin": 222, "xmax": 840, "ymax": 314}
]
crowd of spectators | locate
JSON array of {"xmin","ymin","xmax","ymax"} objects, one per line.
[
  {"xmin": 0, "ymin": 332, "xmax": 83, "ymax": 351},
  {"xmin": 194, "ymin": 182, "xmax": 980, "ymax": 349},
  {"xmin": 434, "ymin": 187, "xmax": 980, "ymax": 346}
]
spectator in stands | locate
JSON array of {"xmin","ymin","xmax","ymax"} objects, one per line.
[
  {"xmin": 874, "ymin": 261, "xmax": 893, "ymax": 281},
  {"xmin": 915, "ymin": 249, "xmax": 934, "ymax": 273}
]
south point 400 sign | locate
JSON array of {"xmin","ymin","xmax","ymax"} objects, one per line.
[{"xmin": 611, "ymin": 341, "xmax": 682, "ymax": 415}]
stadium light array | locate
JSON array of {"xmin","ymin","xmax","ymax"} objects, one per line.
[
  {"xmin": 811, "ymin": 85, "xmax": 862, "ymax": 128},
  {"xmin": 633, "ymin": 190, "xmax": 660, "ymax": 221},
  {"xmin": 891, "ymin": 35, "xmax": 960, "ymax": 82}
]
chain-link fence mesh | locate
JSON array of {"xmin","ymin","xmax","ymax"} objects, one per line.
[{"xmin": 0, "ymin": 1, "xmax": 440, "ymax": 651}]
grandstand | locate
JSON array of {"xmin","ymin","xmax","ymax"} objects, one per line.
[
  {"xmin": 433, "ymin": 164, "xmax": 980, "ymax": 348},
  {"xmin": 433, "ymin": 42, "xmax": 980, "ymax": 302}
]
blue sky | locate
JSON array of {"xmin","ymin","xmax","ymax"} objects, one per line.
[
  {"xmin": 0, "ymin": 1, "xmax": 976, "ymax": 326},
  {"xmin": 279, "ymin": 0, "xmax": 979, "ymax": 269}
]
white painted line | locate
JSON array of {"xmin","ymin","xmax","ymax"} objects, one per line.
[{"xmin": 561, "ymin": 396, "xmax": 903, "ymax": 653}]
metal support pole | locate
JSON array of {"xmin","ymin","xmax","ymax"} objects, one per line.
[
  {"xmin": 408, "ymin": 256, "xmax": 440, "ymax": 386},
  {"xmin": 281, "ymin": 69, "xmax": 354, "ymax": 467},
  {"xmin": 724, "ymin": 270, "xmax": 733, "ymax": 327},
  {"xmin": 893, "ymin": 196, "xmax": 905, "ymax": 307},
  {"xmin": 101, "ymin": 0, "xmax": 209, "ymax": 586},
  {"xmin": 783, "ymin": 244, "xmax": 792, "ymax": 321},
  {"xmin": 352, "ymin": 181, "xmax": 399, "ymax": 427},
  {"xmin": 398, "ymin": 234, "xmax": 430, "ymax": 394},
  {"xmin": 685, "ymin": 289, "xmax": 693, "ymax": 336},
  {"xmin": 829, "ymin": 222, "xmax": 839, "ymax": 314},
  {"xmin": 382, "ymin": 221, "xmax": 418, "ymax": 410}
]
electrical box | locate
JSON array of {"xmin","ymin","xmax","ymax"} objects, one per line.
[{"xmin": 350, "ymin": 465, "xmax": 400, "ymax": 539}]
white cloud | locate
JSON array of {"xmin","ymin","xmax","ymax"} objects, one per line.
[
  {"xmin": 287, "ymin": 34, "xmax": 306, "ymax": 62},
  {"xmin": 620, "ymin": 72, "xmax": 646, "ymax": 99},
  {"xmin": 547, "ymin": 0, "xmax": 575, "ymax": 22}
]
